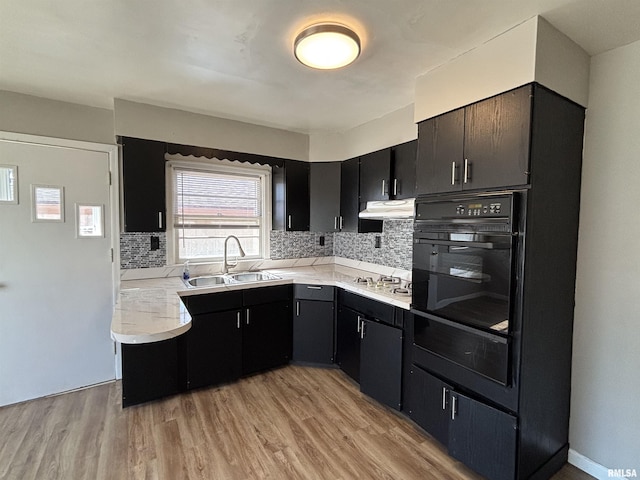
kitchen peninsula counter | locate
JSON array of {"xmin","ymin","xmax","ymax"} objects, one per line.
[{"xmin": 111, "ymin": 263, "xmax": 411, "ymax": 345}]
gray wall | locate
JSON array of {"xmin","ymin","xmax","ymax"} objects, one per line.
[
  {"xmin": 571, "ymin": 38, "xmax": 640, "ymax": 470},
  {"xmin": 0, "ymin": 90, "xmax": 114, "ymax": 144}
]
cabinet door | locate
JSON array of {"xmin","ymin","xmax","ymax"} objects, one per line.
[
  {"xmin": 293, "ymin": 299, "xmax": 334, "ymax": 364},
  {"xmin": 360, "ymin": 320, "xmax": 403, "ymax": 410},
  {"xmin": 310, "ymin": 162, "xmax": 341, "ymax": 232},
  {"xmin": 121, "ymin": 137, "xmax": 167, "ymax": 232},
  {"xmin": 121, "ymin": 337, "xmax": 180, "ymax": 407},
  {"xmin": 285, "ymin": 160, "xmax": 310, "ymax": 231},
  {"xmin": 463, "ymin": 85, "xmax": 532, "ymax": 190},
  {"xmin": 391, "ymin": 140, "xmax": 417, "ymax": 199},
  {"xmin": 405, "ymin": 366, "xmax": 451, "ymax": 446},
  {"xmin": 185, "ymin": 310, "xmax": 242, "ymax": 390},
  {"xmin": 242, "ymin": 301, "xmax": 292, "ymax": 375},
  {"xmin": 449, "ymin": 391, "xmax": 517, "ymax": 480},
  {"xmin": 339, "ymin": 157, "xmax": 359, "ymax": 232},
  {"xmin": 416, "ymin": 109, "xmax": 465, "ymax": 195},
  {"xmin": 359, "ymin": 148, "xmax": 391, "ymax": 202},
  {"xmin": 336, "ymin": 305, "xmax": 361, "ymax": 382}
]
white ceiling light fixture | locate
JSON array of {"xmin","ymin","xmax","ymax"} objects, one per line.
[{"xmin": 294, "ymin": 23, "xmax": 361, "ymax": 70}]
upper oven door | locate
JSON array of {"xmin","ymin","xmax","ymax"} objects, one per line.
[{"xmin": 412, "ymin": 231, "xmax": 515, "ymax": 334}]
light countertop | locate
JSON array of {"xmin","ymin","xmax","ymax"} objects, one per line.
[{"xmin": 111, "ymin": 263, "xmax": 411, "ymax": 345}]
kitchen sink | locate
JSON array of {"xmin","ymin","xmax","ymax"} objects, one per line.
[
  {"xmin": 184, "ymin": 275, "xmax": 232, "ymax": 288},
  {"xmin": 229, "ymin": 272, "xmax": 280, "ymax": 282}
]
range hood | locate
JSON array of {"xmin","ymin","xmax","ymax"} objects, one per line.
[{"xmin": 358, "ymin": 198, "xmax": 415, "ymax": 219}]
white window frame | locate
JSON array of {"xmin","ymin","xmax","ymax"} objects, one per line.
[{"xmin": 166, "ymin": 157, "xmax": 272, "ymax": 266}]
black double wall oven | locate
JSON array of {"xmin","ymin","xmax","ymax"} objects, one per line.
[{"xmin": 411, "ymin": 192, "xmax": 523, "ymax": 386}]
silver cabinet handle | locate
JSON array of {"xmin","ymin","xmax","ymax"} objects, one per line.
[
  {"xmin": 296, "ymin": 301, "xmax": 300, "ymax": 316},
  {"xmin": 357, "ymin": 315, "xmax": 362, "ymax": 333},
  {"xmin": 339, "ymin": 216, "xmax": 343, "ymax": 230},
  {"xmin": 334, "ymin": 216, "xmax": 338, "ymax": 230},
  {"xmin": 451, "ymin": 162, "xmax": 456, "ymax": 185},
  {"xmin": 246, "ymin": 308, "xmax": 250, "ymax": 325},
  {"xmin": 442, "ymin": 387, "xmax": 448, "ymax": 410},
  {"xmin": 158, "ymin": 212, "xmax": 163, "ymax": 229},
  {"xmin": 287, "ymin": 215, "xmax": 292, "ymax": 229},
  {"xmin": 393, "ymin": 178, "xmax": 398, "ymax": 196},
  {"xmin": 360, "ymin": 320, "xmax": 365, "ymax": 339},
  {"xmin": 451, "ymin": 395, "xmax": 457, "ymax": 420},
  {"xmin": 381, "ymin": 179, "xmax": 386, "ymax": 196},
  {"xmin": 237, "ymin": 311, "xmax": 241, "ymax": 329},
  {"xmin": 464, "ymin": 158, "xmax": 469, "ymax": 184},
  {"xmin": 306, "ymin": 286, "xmax": 322, "ymax": 290}
]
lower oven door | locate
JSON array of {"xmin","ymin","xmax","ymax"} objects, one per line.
[
  {"xmin": 412, "ymin": 232, "xmax": 515, "ymax": 334},
  {"xmin": 413, "ymin": 311, "xmax": 511, "ymax": 385}
]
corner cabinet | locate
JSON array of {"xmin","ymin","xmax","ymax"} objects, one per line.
[
  {"xmin": 120, "ymin": 137, "xmax": 167, "ymax": 232},
  {"xmin": 273, "ymin": 159, "xmax": 310, "ymax": 231},
  {"xmin": 293, "ymin": 284, "xmax": 335, "ymax": 365},
  {"xmin": 416, "ymin": 85, "xmax": 532, "ymax": 194},
  {"xmin": 340, "ymin": 157, "xmax": 383, "ymax": 233}
]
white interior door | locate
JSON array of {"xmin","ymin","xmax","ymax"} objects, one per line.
[{"xmin": 0, "ymin": 137, "xmax": 115, "ymax": 406}]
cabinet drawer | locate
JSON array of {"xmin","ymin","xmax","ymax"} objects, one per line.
[
  {"xmin": 294, "ymin": 284, "xmax": 334, "ymax": 302},
  {"xmin": 339, "ymin": 290, "xmax": 395, "ymax": 325},
  {"xmin": 182, "ymin": 290, "xmax": 243, "ymax": 316},
  {"xmin": 243, "ymin": 284, "xmax": 292, "ymax": 306}
]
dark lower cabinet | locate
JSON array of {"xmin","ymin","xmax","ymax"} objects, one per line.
[
  {"xmin": 360, "ymin": 320, "xmax": 403, "ymax": 410},
  {"xmin": 121, "ymin": 338, "xmax": 180, "ymax": 407},
  {"xmin": 406, "ymin": 366, "xmax": 451, "ymax": 446},
  {"xmin": 407, "ymin": 366, "xmax": 517, "ymax": 480},
  {"xmin": 293, "ymin": 299, "xmax": 334, "ymax": 365},
  {"xmin": 449, "ymin": 391, "xmax": 517, "ymax": 480},
  {"xmin": 242, "ymin": 301, "xmax": 292, "ymax": 375},
  {"xmin": 336, "ymin": 305, "xmax": 361, "ymax": 382},
  {"xmin": 184, "ymin": 310, "xmax": 242, "ymax": 390}
]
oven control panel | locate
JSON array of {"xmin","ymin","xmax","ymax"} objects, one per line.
[{"xmin": 455, "ymin": 201, "xmax": 503, "ymax": 217}]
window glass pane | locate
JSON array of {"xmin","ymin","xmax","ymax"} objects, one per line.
[{"xmin": 172, "ymin": 166, "xmax": 264, "ymax": 261}]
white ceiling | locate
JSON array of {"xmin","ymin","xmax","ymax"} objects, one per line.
[{"xmin": 1, "ymin": 0, "xmax": 640, "ymax": 134}]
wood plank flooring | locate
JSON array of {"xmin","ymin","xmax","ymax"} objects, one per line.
[{"xmin": 0, "ymin": 365, "xmax": 594, "ymax": 480}]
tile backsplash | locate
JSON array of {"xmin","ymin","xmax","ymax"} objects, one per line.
[{"xmin": 120, "ymin": 219, "xmax": 413, "ymax": 270}]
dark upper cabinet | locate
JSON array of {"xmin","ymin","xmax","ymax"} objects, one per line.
[
  {"xmin": 272, "ymin": 159, "xmax": 310, "ymax": 231},
  {"xmin": 310, "ymin": 162, "xmax": 341, "ymax": 232},
  {"xmin": 416, "ymin": 109, "xmax": 465, "ymax": 195},
  {"xmin": 416, "ymin": 84, "xmax": 532, "ymax": 194},
  {"xmin": 121, "ymin": 137, "xmax": 167, "ymax": 232},
  {"xmin": 340, "ymin": 157, "xmax": 383, "ymax": 233},
  {"xmin": 359, "ymin": 148, "xmax": 391, "ymax": 202},
  {"xmin": 391, "ymin": 140, "xmax": 417, "ymax": 199},
  {"xmin": 339, "ymin": 157, "xmax": 360, "ymax": 232}
]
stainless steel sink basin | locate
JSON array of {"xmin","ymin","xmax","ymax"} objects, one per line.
[
  {"xmin": 229, "ymin": 272, "xmax": 280, "ymax": 282},
  {"xmin": 185, "ymin": 275, "xmax": 231, "ymax": 288}
]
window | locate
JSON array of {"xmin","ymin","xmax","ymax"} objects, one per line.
[{"xmin": 168, "ymin": 161, "xmax": 270, "ymax": 263}]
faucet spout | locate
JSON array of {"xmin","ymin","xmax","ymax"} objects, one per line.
[{"xmin": 223, "ymin": 235, "xmax": 246, "ymax": 274}]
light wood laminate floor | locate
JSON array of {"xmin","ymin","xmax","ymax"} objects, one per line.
[{"xmin": 0, "ymin": 365, "xmax": 594, "ymax": 480}]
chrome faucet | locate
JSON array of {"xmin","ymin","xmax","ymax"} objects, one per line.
[{"xmin": 223, "ymin": 235, "xmax": 246, "ymax": 274}]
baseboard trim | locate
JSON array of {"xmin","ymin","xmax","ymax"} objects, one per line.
[{"xmin": 568, "ymin": 449, "xmax": 609, "ymax": 480}]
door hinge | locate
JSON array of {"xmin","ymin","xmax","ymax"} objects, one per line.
[
  {"xmin": 113, "ymin": 341, "xmax": 117, "ymax": 355},
  {"xmin": 110, "ymin": 248, "xmax": 114, "ymax": 262},
  {"xmin": 108, "ymin": 171, "xmax": 112, "ymax": 186}
]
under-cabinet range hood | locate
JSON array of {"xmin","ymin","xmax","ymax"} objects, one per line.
[{"xmin": 358, "ymin": 198, "xmax": 415, "ymax": 219}]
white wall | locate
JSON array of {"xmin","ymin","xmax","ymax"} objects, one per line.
[
  {"xmin": 0, "ymin": 90, "xmax": 115, "ymax": 145},
  {"xmin": 414, "ymin": 16, "xmax": 589, "ymax": 123},
  {"xmin": 308, "ymin": 104, "xmax": 417, "ymax": 161},
  {"xmin": 114, "ymin": 99, "xmax": 309, "ymax": 161},
  {"xmin": 571, "ymin": 39, "xmax": 640, "ymax": 473}
]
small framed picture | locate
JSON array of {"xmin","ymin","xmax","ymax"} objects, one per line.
[
  {"xmin": 32, "ymin": 184, "xmax": 64, "ymax": 222},
  {"xmin": 76, "ymin": 204, "xmax": 104, "ymax": 238},
  {"xmin": 0, "ymin": 164, "xmax": 18, "ymax": 204}
]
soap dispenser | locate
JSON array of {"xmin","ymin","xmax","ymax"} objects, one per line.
[{"xmin": 182, "ymin": 261, "xmax": 190, "ymax": 281}]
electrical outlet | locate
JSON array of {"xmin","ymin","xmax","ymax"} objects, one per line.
[
  {"xmin": 150, "ymin": 236, "xmax": 160, "ymax": 251},
  {"xmin": 319, "ymin": 235, "xmax": 325, "ymax": 246},
  {"xmin": 375, "ymin": 236, "xmax": 381, "ymax": 248}
]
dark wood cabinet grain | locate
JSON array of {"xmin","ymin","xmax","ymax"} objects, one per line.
[
  {"xmin": 242, "ymin": 300, "xmax": 292, "ymax": 375},
  {"xmin": 336, "ymin": 304, "xmax": 361, "ymax": 382},
  {"xmin": 293, "ymin": 299, "xmax": 335, "ymax": 365},
  {"xmin": 121, "ymin": 137, "xmax": 167, "ymax": 232},
  {"xmin": 391, "ymin": 140, "xmax": 417, "ymax": 199},
  {"xmin": 310, "ymin": 162, "xmax": 341, "ymax": 232},
  {"xmin": 272, "ymin": 160, "xmax": 310, "ymax": 231},
  {"xmin": 406, "ymin": 366, "xmax": 451, "ymax": 446},
  {"xmin": 359, "ymin": 148, "xmax": 391, "ymax": 202}
]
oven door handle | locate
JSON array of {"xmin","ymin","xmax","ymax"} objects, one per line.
[{"xmin": 414, "ymin": 238, "xmax": 499, "ymax": 249}]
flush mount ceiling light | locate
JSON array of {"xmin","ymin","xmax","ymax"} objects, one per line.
[{"xmin": 294, "ymin": 23, "xmax": 361, "ymax": 70}]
